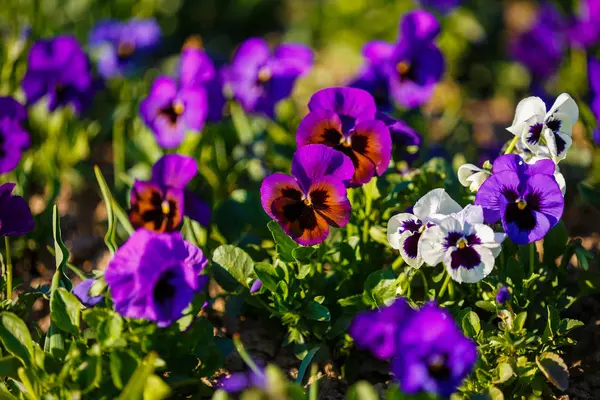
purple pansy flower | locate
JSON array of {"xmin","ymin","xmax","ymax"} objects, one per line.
[
  {"xmin": 0, "ymin": 183, "xmax": 35, "ymax": 236},
  {"xmin": 475, "ymin": 154, "xmax": 564, "ymax": 244},
  {"xmin": 72, "ymin": 279, "xmax": 103, "ymax": 307},
  {"xmin": 387, "ymin": 189, "xmax": 462, "ymax": 268},
  {"xmin": 589, "ymin": 57, "xmax": 600, "ymax": 145},
  {"xmin": 225, "ymin": 38, "xmax": 313, "ymax": 117},
  {"xmin": 418, "ymin": 0, "xmax": 460, "ymax": 14},
  {"xmin": 569, "ymin": 0, "xmax": 600, "ymax": 48},
  {"xmin": 375, "ymin": 112, "xmax": 422, "ymax": 165},
  {"xmin": 349, "ymin": 298, "xmax": 415, "ymax": 359},
  {"xmin": 297, "ymin": 87, "xmax": 392, "ymax": 186},
  {"xmin": 129, "ymin": 154, "xmax": 210, "ymax": 233},
  {"xmin": 392, "ymin": 302, "xmax": 477, "ymax": 397},
  {"xmin": 88, "ymin": 18, "xmax": 161, "ymax": 78},
  {"xmin": 350, "ymin": 41, "xmax": 395, "ymax": 110},
  {"xmin": 218, "ymin": 367, "xmax": 266, "ymax": 393},
  {"xmin": 0, "ymin": 97, "xmax": 30, "ymax": 174},
  {"xmin": 496, "ymin": 286, "xmax": 511, "ymax": 304},
  {"xmin": 179, "ymin": 46, "xmax": 216, "ymax": 88},
  {"xmin": 261, "ymin": 144, "xmax": 354, "ymax": 246},
  {"xmin": 105, "ymin": 229, "xmax": 208, "ymax": 327},
  {"xmin": 22, "ymin": 35, "xmax": 98, "ymax": 114},
  {"xmin": 510, "ymin": 4, "xmax": 566, "ymax": 79}
]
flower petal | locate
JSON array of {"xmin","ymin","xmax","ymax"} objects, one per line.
[
  {"xmin": 309, "ymin": 176, "xmax": 351, "ymax": 228},
  {"xmin": 291, "ymin": 144, "xmax": 354, "ymax": 191},
  {"xmin": 419, "ymin": 225, "xmax": 446, "ymax": 266},
  {"xmin": 0, "ymin": 183, "xmax": 35, "ymax": 236},
  {"xmin": 400, "ymin": 10, "xmax": 441, "ymax": 43},
  {"xmin": 362, "ymin": 41, "xmax": 395, "ymax": 65},
  {"xmin": 445, "ymin": 245, "xmax": 494, "ymax": 283},
  {"xmin": 184, "ymin": 190, "xmax": 211, "ymax": 227},
  {"xmin": 151, "ymin": 154, "xmax": 197, "ymax": 188},
  {"xmin": 296, "ymin": 110, "xmax": 343, "ymax": 148},
  {"xmin": 260, "ymin": 173, "xmax": 303, "ymax": 220},
  {"xmin": 387, "ymin": 213, "xmax": 420, "ymax": 250},
  {"xmin": 129, "ymin": 181, "xmax": 184, "ymax": 232},
  {"xmin": 231, "ymin": 37, "xmax": 270, "ymax": 72},
  {"xmin": 545, "ymin": 93, "xmax": 579, "ymax": 130},
  {"xmin": 475, "ymin": 171, "xmax": 520, "ymax": 224},
  {"xmin": 506, "ymin": 96, "xmax": 546, "ymax": 137},
  {"xmin": 308, "ymin": 87, "xmax": 377, "ymax": 120},
  {"xmin": 180, "ymin": 48, "xmax": 215, "ymax": 87},
  {"xmin": 413, "ymin": 188, "xmax": 462, "ymax": 222},
  {"xmin": 351, "ymin": 119, "xmax": 392, "ymax": 176}
]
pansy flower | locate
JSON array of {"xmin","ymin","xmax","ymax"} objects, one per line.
[
  {"xmin": 349, "ymin": 298, "xmax": 415, "ymax": 360},
  {"xmin": 72, "ymin": 279, "xmax": 104, "ymax": 307},
  {"xmin": 129, "ymin": 154, "xmax": 210, "ymax": 233},
  {"xmin": 22, "ymin": 35, "xmax": 99, "ymax": 114},
  {"xmin": 475, "ymin": 154, "xmax": 564, "ymax": 244},
  {"xmin": 105, "ymin": 229, "xmax": 208, "ymax": 327},
  {"xmin": 496, "ymin": 286, "xmax": 511, "ymax": 305},
  {"xmin": 350, "ymin": 41, "xmax": 395, "ymax": 110},
  {"xmin": 0, "ymin": 183, "xmax": 35, "ymax": 236},
  {"xmin": 88, "ymin": 18, "xmax": 161, "ymax": 78},
  {"xmin": 392, "ymin": 302, "xmax": 477, "ymax": 397},
  {"xmin": 507, "ymin": 93, "xmax": 579, "ymax": 162},
  {"xmin": 419, "ymin": 205, "xmax": 506, "ymax": 283},
  {"xmin": 225, "ymin": 37, "xmax": 313, "ymax": 117},
  {"xmin": 297, "ymin": 87, "xmax": 391, "ymax": 186},
  {"xmin": 569, "ymin": 0, "xmax": 600, "ymax": 48},
  {"xmin": 387, "ymin": 189, "xmax": 462, "ymax": 269},
  {"xmin": 260, "ymin": 144, "xmax": 354, "ymax": 246},
  {"xmin": 457, "ymin": 163, "xmax": 491, "ymax": 192},
  {"xmin": 0, "ymin": 97, "xmax": 30, "ymax": 174},
  {"xmin": 218, "ymin": 366, "xmax": 265, "ymax": 393}
]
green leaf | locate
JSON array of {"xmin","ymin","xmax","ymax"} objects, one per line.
[
  {"xmin": 212, "ymin": 245, "xmax": 255, "ymax": 288},
  {"xmin": 368, "ymin": 226, "xmax": 389, "ymax": 246},
  {"xmin": 116, "ymin": 352, "xmax": 161, "ymax": 400},
  {"xmin": 302, "ymin": 301, "xmax": 330, "ymax": 321},
  {"xmin": 295, "ymin": 346, "xmax": 320, "ymax": 384},
  {"xmin": 575, "ymin": 246, "xmax": 591, "ymax": 271},
  {"xmin": 89, "ymin": 278, "xmax": 107, "ymax": 297},
  {"xmin": 267, "ymin": 220, "xmax": 298, "ymax": 262},
  {"xmin": 0, "ymin": 382, "xmax": 18, "ymax": 400},
  {"xmin": 493, "ymin": 362, "xmax": 513, "ymax": 384},
  {"xmin": 505, "ymin": 257, "xmax": 524, "ymax": 289},
  {"xmin": 346, "ymin": 381, "xmax": 379, "ymax": 400},
  {"xmin": 143, "ymin": 375, "xmax": 171, "ymax": 400},
  {"xmin": 211, "ymin": 390, "xmax": 229, "ymax": 400},
  {"xmin": 514, "ymin": 311, "xmax": 527, "ymax": 331},
  {"xmin": 50, "ymin": 205, "xmax": 72, "ymax": 293},
  {"xmin": 363, "ymin": 270, "xmax": 397, "ymax": 306},
  {"xmin": 96, "ymin": 312, "xmax": 124, "ymax": 347},
  {"xmin": 0, "ymin": 356, "xmax": 23, "ymax": 379},
  {"xmin": 94, "ymin": 165, "xmax": 118, "ymax": 255},
  {"xmin": 475, "ymin": 300, "xmax": 496, "ymax": 313},
  {"xmin": 253, "ymin": 262, "xmax": 278, "ymax": 293},
  {"xmin": 462, "ymin": 311, "xmax": 481, "ymax": 337},
  {"xmin": 110, "ymin": 350, "xmax": 139, "ymax": 390},
  {"xmin": 536, "ymin": 352, "xmax": 569, "ymax": 391},
  {"xmin": 560, "ymin": 318, "xmax": 584, "ymax": 333},
  {"xmin": 0, "ymin": 313, "xmax": 33, "ymax": 367},
  {"xmin": 579, "ymin": 182, "xmax": 600, "ymax": 208},
  {"xmin": 50, "ymin": 288, "xmax": 81, "ymax": 335},
  {"xmin": 543, "ymin": 221, "xmax": 568, "ymax": 263},
  {"xmin": 77, "ymin": 344, "xmax": 102, "ymax": 393},
  {"xmin": 488, "ymin": 386, "xmax": 504, "ymax": 400},
  {"xmin": 296, "ymin": 263, "xmax": 311, "ymax": 279},
  {"xmin": 292, "ymin": 246, "xmax": 316, "ymax": 263},
  {"xmin": 338, "ymin": 295, "xmax": 364, "ymax": 308}
]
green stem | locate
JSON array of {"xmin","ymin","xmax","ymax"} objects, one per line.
[
  {"xmin": 309, "ymin": 364, "xmax": 318, "ymax": 400},
  {"xmin": 233, "ymin": 333, "xmax": 263, "ymax": 377},
  {"xmin": 113, "ymin": 119, "xmax": 125, "ymax": 191},
  {"xmin": 230, "ymin": 102, "xmax": 253, "ymax": 145},
  {"xmin": 504, "ymin": 136, "xmax": 519, "ymax": 155},
  {"xmin": 391, "ymin": 254, "xmax": 404, "ymax": 270},
  {"xmin": 438, "ymin": 273, "xmax": 451, "ymax": 299},
  {"xmin": 361, "ymin": 186, "xmax": 373, "ymax": 244},
  {"xmin": 529, "ymin": 242, "xmax": 535, "ymax": 276},
  {"xmin": 5, "ymin": 237, "xmax": 12, "ymax": 300}
]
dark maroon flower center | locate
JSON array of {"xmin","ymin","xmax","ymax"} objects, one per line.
[
  {"xmin": 129, "ymin": 186, "xmax": 181, "ymax": 233},
  {"xmin": 502, "ymin": 188, "xmax": 542, "ymax": 232},
  {"xmin": 444, "ymin": 232, "xmax": 482, "ymax": 270},
  {"xmin": 117, "ymin": 40, "xmax": 136, "ymax": 61},
  {"xmin": 160, "ymin": 101, "xmax": 185, "ymax": 125},
  {"xmin": 396, "ymin": 60, "xmax": 417, "ymax": 82},
  {"xmin": 427, "ymin": 353, "xmax": 451, "ymax": 381},
  {"xmin": 255, "ymin": 65, "xmax": 272, "ymax": 87},
  {"xmin": 276, "ymin": 187, "xmax": 334, "ymax": 234},
  {"xmin": 527, "ymin": 123, "xmax": 543, "ymax": 145},
  {"xmin": 154, "ymin": 270, "xmax": 177, "ymax": 305},
  {"xmin": 0, "ymin": 132, "xmax": 5, "ymax": 158}
]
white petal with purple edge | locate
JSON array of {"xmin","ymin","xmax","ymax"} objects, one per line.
[
  {"xmin": 445, "ymin": 245, "xmax": 494, "ymax": 284},
  {"xmin": 398, "ymin": 230, "xmax": 424, "ymax": 269},
  {"xmin": 545, "ymin": 93, "xmax": 579, "ymax": 130},
  {"xmin": 413, "ymin": 188, "xmax": 462, "ymax": 222},
  {"xmin": 387, "ymin": 213, "xmax": 419, "ymax": 250},
  {"xmin": 507, "ymin": 96, "xmax": 546, "ymax": 137}
]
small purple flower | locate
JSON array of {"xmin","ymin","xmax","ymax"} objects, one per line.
[
  {"xmin": 349, "ymin": 298, "xmax": 415, "ymax": 359},
  {"xmin": 261, "ymin": 144, "xmax": 354, "ymax": 246},
  {"xmin": 475, "ymin": 154, "xmax": 564, "ymax": 244},
  {"xmin": 250, "ymin": 280, "xmax": 263, "ymax": 294},
  {"xmin": 105, "ymin": 229, "xmax": 208, "ymax": 327},
  {"xmin": 225, "ymin": 37, "xmax": 313, "ymax": 117},
  {"xmin": 375, "ymin": 112, "xmax": 422, "ymax": 165},
  {"xmin": 0, "ymin": 97, "xmax": 30, "ymax": 175},
  {"xmin": 569, "ymin": 0, "xmax": 600, "ymax": 48},
  {"xmin": 496, "ymin": 286, "xmax": 511, "ymax": 304},
  {"xmin": 72, "ymin": 279, "xmax": 103, "ymax": 307},
  {"xmin": 510, "ymin": 4, "xmax": 566, "ymax": 79},
  {"xmin": 129, "ymin": 154, "xmax": 210, "ymax": 232},
  {"xmin": 22, "ymin": 35, "xmax": 98, "ymax": 114},
  {"xmin": 419, "ymin": 0, "xmax": 460, "ymax": 14},
  {"xmin": 218, "ymin": 368, "xmax": 265, "ymax": 393},
  {"xmin": 0, "ymin": 183, "xmax": 35, "ymax": 236},
  {"xmin": 89, "ymin": 18, "xmax": 161, "ymax": 78},
  {"xmin": 392, "ymin": 303, "xmax": 477, "ymax": 397},
  {"xmin": 206, "ymin": 68, "xmax": 228, "ymax": 122},
  {"xmin": 297, "ymin": 87, "xmax": 392, "ymax": 186}
]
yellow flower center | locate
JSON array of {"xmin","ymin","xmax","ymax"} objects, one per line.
[
  {"xmin": 117, "ymin": 41, "xmax": 136, "ymax": 58},
  {"xmin": 396, "ymin": 61, "xmax": 411, "ymax": 76},
  {"xmin": 173, "ymin": 101, "xmax": 185, "ymax": 115},
  {"xmin": 161, "ymin": 200, "xmax": 171, "ymax": 215},
  {"xmin": 303, "ymin": 196, "xmax": 312, "ymax": 206},
  {"xmin": 457, "ymin": 237, "xmax": 468, "ymax": 249},
  {"xmin": 516, "ymin": 199, "xmax": 527, "ymax": 210},
  {"xmin": 339, "ymin": 136, "xmax": 352, "ymax": 148},
  {"xmin": 257, "ymin": 66, "xmax": 272, "ymax": 83}
]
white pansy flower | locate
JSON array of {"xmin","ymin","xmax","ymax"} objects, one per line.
[
  {"xmin": 419, "ymin": 205, "xmax": 506, "ymax": 283},
  {"xmin": 387, "ymin": 189, "xmax": 462, "ymax": 269},
  {"xmin": 507, "ymin": 93, "xmax": 579, "ymax": 163},
  {"xmin": 457, "ymin": 164, "xmax": 491, "ymax": 192}
]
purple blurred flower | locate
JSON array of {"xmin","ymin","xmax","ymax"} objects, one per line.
[
  {"xmin": 89, "ymin": 18, "xmax": 161, "ymax": 78},
  {"xmin": 297, "ymin": 87, "xmax": 392, "ymax": 186},
  {"xmin": 350, "ymin": 11, "xmax": 444, "ymax": 109},
  {"xmin": 206, "ymin": 69, "xmax": 228, "ymax": 122},
  {"xmin": 73, "ymin": 279, "xmax": 103, "ymax": 307},
  {"xmin": 392, "ymin": 303, "xmax": 477, "ymax": 397},
  {"xmin": 475, "ymin": 154, "xmax": 564, "ymax": 244},
  {"xmin": 0, "ymin": 183, "xmax": 34, "ymax": 236},
  {"xmin": 22, "ymin": 35, "xmax": 98, "ymax": 114},
  {"xmin": 261, "ymin": 144, "xmax": 354, "ymax": 246},
  {"xmin": 569, "ymin": 0, "xmax": 600, "ymax": 48},
  {"xmin": 589, "ymin": 57, "xmax": 600, "ymax": 145},
  {"xmin": 105, "ymin": 229, "xmax": 208, "ymax": 327},
  {"xmin": 225, "ymin": 38, "xmax": 313, "ymax": 117},
  {"xmin": 179, "ymin": 46, "xmax": 216, "ymax": 88},
  {"xmin": 496, "ymin": 286, "xmax": 511, "ymax": 304},
  {"xmin": 129, "ymin": 154, "xmax": 210, "ymax": 233},
  {"xmin": 250, "ymin": 280, "xmax": 263, "ymax": 294},
  {"xmin": 349, "ymin": 298, "xmax": 415, "ymax": 359},
  {"xmin": 218, "ymin": 368, "xmax": 265, "ymax": 393},
  {"xmin": 510, "ymin": 4, "xmax": 566, "ymax": 79},
  {"xmin": 0, "ymin": 97, "xmax": 29, "ymax": 174},
  {"xmin": 376, "ymin": 112, "xmax": 422, "ymax": 165},
  {"xmin": 419, "ymin": 0, "xmax": 460, "ymax": 14}
]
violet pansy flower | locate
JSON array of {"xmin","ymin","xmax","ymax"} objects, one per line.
[
  {"xmin": 218, "ymin": 367, "xmax": 265, "ymax": 393},
  {"xmin": 260, "ymin": 144, "xmax": 354, "ymax": 246},
  {"xmin": 22, "ymin": 35, "xmax": 98, "ymax": 114},
  {"xmin": 349, "ymin": 298, "xmax": 415, "ymax": 360},
  {"xmin": 589, "ymin": 57, "xmax": 600, "ymax": 145},
  {"xmin": 0, "ymin": 183, "xmax": 35, "ymax": 237},
  {"xmin": 72, "ymin": 279, "xmax": 104, "ymax": 307},
  {"xmin": 475, "ymin": 154, "xmax": 564, "ymax": 244},
  {"xmin": 496, "ymin": 286, "xmax": 511, "ymax": 304},
  {"xmin": 507, "ymin": 93, "xmax": 579, "ymax": 162},
  {"xmin": 350, "ymin": 41, "xmax": 395, "ymax": 110},
  {"xmin": 387, "ymin": 188, "xmax": 462, "ymax": 269},
  {"xmin": 225, "ymin": 37, "xmax": 313, "ymax": 117},
  {"xmin": 129, "ymin": 154, "xmax": 210, "ymax": 233},
  {"xmin": 569, "ymin": 0, "xmax": 600, "ymax": 48},
  {"xmin": 88, "ymin": 18, "xmax": 161, "ymax": 78},
  {"xmin": 392, "ymin": 302, "xmax": 477, "ymax": 397},
  {"xmin": 0, "ymin": 97, "xmax": 30, "ymax": 174},
  {"xmin": 419, "ymin": 205, "xmax": 506, "ymax": 283},
  {"xmin": 105, "ymin": 229, "xmax": 208, "ymax": 327},
  {"xmin": 297, "ymin": 87, "xmax": 392, "ymax": 186}
]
